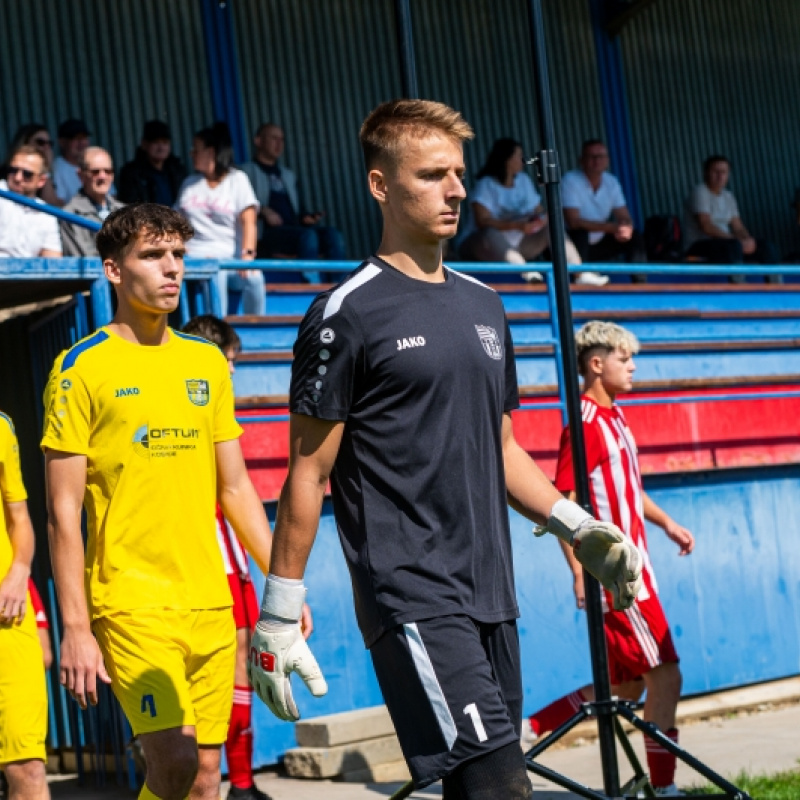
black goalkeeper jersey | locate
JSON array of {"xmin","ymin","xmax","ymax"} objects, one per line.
[{"xmin": 290, "ymin": 256, "xmax": 520, "ymax": 647}]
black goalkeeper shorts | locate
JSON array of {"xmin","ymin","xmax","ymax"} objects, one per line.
[{"xmin": 369, "ymin": 614, "xmax": 523, "ymax": 788}]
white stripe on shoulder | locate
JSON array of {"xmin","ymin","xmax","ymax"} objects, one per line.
[
  {"xmin": 323, "ymin": 263, "xmax": 382, "ymax": 320},
  {"xmin": 445, "ymin": 266, "xmax": 497, "ymax": 292}
]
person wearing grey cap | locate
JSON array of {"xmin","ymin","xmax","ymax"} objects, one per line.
[
  {"xmin": 118, "ymin": 120, "xmax": 188, "ymax": 207},
  {"xmin": 53, "ymin": 118, "xmax": 91, "ymax": 203}
]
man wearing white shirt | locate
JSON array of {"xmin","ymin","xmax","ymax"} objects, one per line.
[
  {"xmin": 0, "ymin": 146, "xmax": 62, "ymax": 257},
  {"xmin": 562, "ymin": 140, "xmax": 646, "ymax": 282}
]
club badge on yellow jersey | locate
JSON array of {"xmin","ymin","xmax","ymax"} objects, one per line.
[{"xmin": 186, "ymin": 379, "xmax": 210, "ymax": 406}]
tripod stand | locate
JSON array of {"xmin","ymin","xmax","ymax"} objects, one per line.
[
  {"xmin": 524, "ymin": 696, "xmax": 752, "ymax": 799},
  {"xmin": 519, "ymin": 2, "xmax": 753, "ymax": 798},
  {"xmin": 386, "ymin": 3, "xmax": 755, "ymax": 799}
]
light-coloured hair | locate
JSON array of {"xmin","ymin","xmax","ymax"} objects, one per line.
[
  {"xmin": 359, "ymin": 99, "xmax": 474, "ymax": 172},
  {"xmin": 575, "ymin": 321, "xmax": 640, "ymax": 376},
  {"xmin": 80, "ymin": 146, "xmax": 113, "ymax": 171},
  {"xmin": 9, "ymin": 145, "xmax": 46, "ymax": 172}
]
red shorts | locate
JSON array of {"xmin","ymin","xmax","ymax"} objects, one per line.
[
  {"xmin": 227, "ymin": 573, "xmax": 259, "ymax": 631},
  {"xmin": 604, "ymin": 594, "xmax": 678, "ymax": 685}
]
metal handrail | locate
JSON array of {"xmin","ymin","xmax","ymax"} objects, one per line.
[
  {"xmin": 0, "ymin": 188, "xmax": 101, "ymax": 230},
  {"xmin": 216, "ymin": 258, "xmax": 800, "ymax": 276},
  {"xmin": 235, "ymin": 389, "xmax": 800, "ymax": 424}
]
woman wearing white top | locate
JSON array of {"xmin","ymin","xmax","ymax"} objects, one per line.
[
  {"xmin": 176, "ymin": 122, "xmax": 265, "ymax": 316},
  {"xmin": 459, "ymin": 138, "xmax": 592, "ymax": 284}
]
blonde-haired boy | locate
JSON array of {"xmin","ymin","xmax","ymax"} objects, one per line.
[{"xmin": 527, "ymin": 321, "xmax": 694, "ymax": 797}]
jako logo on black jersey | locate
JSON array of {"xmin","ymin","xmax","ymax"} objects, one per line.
[
  {"xmin": 115, "ymin": 387, "xmax": 140, "ymax": 397},
  {"xmin": 397, "ymin": 336, "xmax": 426, "ymax": 350}
]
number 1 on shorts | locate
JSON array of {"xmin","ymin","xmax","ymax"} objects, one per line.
[{"xmin": 463, "ymin": 702, "xmax": 488, "ymax": 742}]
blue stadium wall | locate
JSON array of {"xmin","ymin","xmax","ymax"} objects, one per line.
[{"xmin": 249, "ymin": 465, "xmax": 800, "ymax": 766}]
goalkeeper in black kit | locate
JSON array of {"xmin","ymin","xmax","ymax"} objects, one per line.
[{"xmin": 247, "ymin": 99, "xmax": 642, "ymax": 799}]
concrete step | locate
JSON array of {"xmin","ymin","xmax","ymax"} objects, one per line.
[
  {"xmin": 338, "ymin": 759, "xmax": 411, "ymax": 783},
  {"xmin": 295, "ymin": 704, "xmax": 395, "ymax": 747},
  {"xmin": 284, "ymin": 733, "xmax": 403, "ymax": 778}
]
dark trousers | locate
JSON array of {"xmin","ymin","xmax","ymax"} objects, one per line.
[
  {"xmin": 568, "ymin": 228, "xmax": 647, "ymax": 282},
  {"xmin": 568, "ymin": 228, "xmax": 647, "ymax": 264},
  {"xmin": 258, "ymin": 224, "xmax": 346, "ymax": 283},
  {"xmin": 685, "ymin": 238, "xmax": 782, "ymax": 283}
]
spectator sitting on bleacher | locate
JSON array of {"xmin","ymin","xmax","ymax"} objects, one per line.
[
  {"xmin": 459, "ymin": 137, "xmax": 583, "ymax": 284},
  {"xmin": 683, "ymin": 155, "xmax": 781, "ymax": 284},
  {"xmin": 0, "ymin": 145, "xmax": 62, "ymax": 257},
  {"xmin": 60, "ymin": 147, "xmax": 124, "ymax": 256},
  {"xmin": 562, "ymin": 139, "xmax": 646, "ymax": 283},
  {"xmin": 241, "ymin": 122, "xmax": 345, "ymax": 284},
  {"xmin": 52, "ymin": 118, "xmax": 91, "ymax": 204},
  {"xmin": 176, "ymin": 122, "xmax": 265, "ymax": 317},
  {"xmin": 117, "ymin": 119, "xmax": 188, "ymax": 207},
  {"xmin": 5, "ymin": 123, "xmax": 62, "ymax": 207}
]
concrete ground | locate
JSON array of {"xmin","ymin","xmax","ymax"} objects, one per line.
[{"xmin": 46, "ymin": 679, "xmax": 800, "ymax": 799}]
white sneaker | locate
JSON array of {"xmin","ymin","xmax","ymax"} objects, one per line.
[
  {"xmin": 653, "ymin": 783, "xmax": 685, "ymax": 796},
  {"xmin": 575, "ymin": 271, "xmax": 610, "ymax": 286},
  {"xmin": 521, "ymin": 271, "xmax": 544, "ymax": 283}
]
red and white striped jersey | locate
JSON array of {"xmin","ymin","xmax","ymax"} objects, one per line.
[
  {"xmin": 554, "ymin": 396, "xmax": 658, "ymax": 606},
  {"xmin": 215, "ymin": 505, "xmax": 250, "ymax": 577}
]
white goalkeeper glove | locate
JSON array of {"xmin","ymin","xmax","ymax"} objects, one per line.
[
  {"xmin": 248, "ymin": 574, "xmax": 328, "ymax": 721},
  {"xmin": 534, "ymin": 499, "xmax": 643, "ymax": 610}
]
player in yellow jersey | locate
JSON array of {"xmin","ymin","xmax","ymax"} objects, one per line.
[
  {"xmin": 0, "ymin": 412, "xmax": 50, "ymax": 800},
  {"xmin": 41, "ymin": 204, "xmax": 274, "ymax": 800}
]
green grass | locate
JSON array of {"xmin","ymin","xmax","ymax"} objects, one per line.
[{"xmin": 688, "ymin": 768, "xmax": 800, "ymax": 799}]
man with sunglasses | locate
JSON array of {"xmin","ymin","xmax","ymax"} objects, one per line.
[
  {"xmin": 0, "ymin": 145, "xmax": 62, "ymax": 257},
  {"xmin": 61, "ymin": 147, "xmax": 124, "ymax": 256}
]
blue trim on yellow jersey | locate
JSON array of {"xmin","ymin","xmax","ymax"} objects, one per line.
[
  {"xmin": 173, "ymin": 330, "xmax": 216, "ymax": 346},
  {"xmin": 61, "ymin": 330, "xmax": 110, "ymax": 372},
  {"xmin": 0, "ymin": 411, "xmax": 14, "ymax": 433}
]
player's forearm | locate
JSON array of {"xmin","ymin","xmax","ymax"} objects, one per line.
[
  {"xmin": 269, "ymin": 473, "xmax": 327, "ymax": 579},
  {"xmin": 642, "ymin": 491, "xmax": 670, "ymax": 529},
  {"xmin": 219, "ymin": 479, "xmax": 273, "ymax": 575},
  {"xmin": 48, "ymin": 517, "xmax": 91, "ymax": 631},
  {"xmin": 45, "ymin": 452, "xmax": 91, "ymax": 629},
  {"xmin": 6, "ymin": 501, "xmax": 35, "ymax": 574},
  {"xmin": 504, "ymin": 441, "xmax": 563, "ymax": 525}
]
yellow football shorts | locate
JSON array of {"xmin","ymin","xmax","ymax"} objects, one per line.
[
  {"xmin": 93, "ymin": 608, "xmax": 236, "ymax": 744},
  {"xmin": 0, "ymin": 607, "xmax": 48, "ymax": 765}
]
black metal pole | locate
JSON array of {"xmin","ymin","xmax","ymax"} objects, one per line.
[
  {"xmin": 394, "ymin": 0, "xmax": 419, "ymax": 98},
  {"xmin": 524, "ymin": 1, "xmax": 621, "ymax": 796}
]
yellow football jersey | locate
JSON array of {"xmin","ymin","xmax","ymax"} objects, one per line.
[
  {"xmin": 0, "ymin": 412, "xmax": 28, "ymax": 577},
  {"xmin": 41, "ymin": 327, "xmax": 243, "ymax": 619}
]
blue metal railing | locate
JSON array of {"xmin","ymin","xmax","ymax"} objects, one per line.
[
  {"xmin": 219, "ymin": 259, "xmax": 800, "ymax": 426},
  {"xmin": 0, "ymin": 188, "xmax": 101, "ymax": 230}
]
